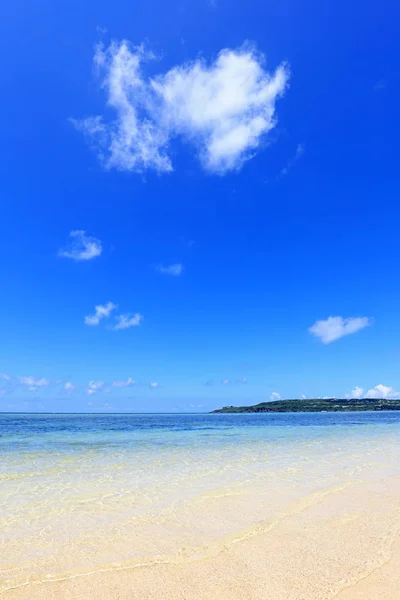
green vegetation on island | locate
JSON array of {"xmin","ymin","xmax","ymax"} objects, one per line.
[{"xmin": 211, "ymin": 398, "xmax": 400, "ymax": 413}]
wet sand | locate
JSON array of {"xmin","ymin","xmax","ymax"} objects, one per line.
[{"xmin": 4, "ymin": 467, "xmax": 400, "ymax": 600}]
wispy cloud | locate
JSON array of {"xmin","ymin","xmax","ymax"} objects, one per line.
[
  {"xmin": 150, "ymin": 382, "xmax": 159, "ymax": 388},
  {"xmin": 73, "ymin": 41, "xmax": 289, "ymax": 174},
  {"xmin": 87, "ymin": 380, "xmax": 104, "ymax": 395},
  {"xmin": 59, "ymin": 230, "xmax": 102, "ymax": 261},
  {"xmin": 309, "ymin": 316, "xmax": 372, "ymax": 344},
  {"xmin": 112, "ymin": 377, "xmax": 136, "ymax": 387},
  {"xmin": 236, "ymin": 377, "xmax": 247, "ymax": 384},
  {"xmin": 280, "ymin": 143, "xmax": 304, "ymax": 177},
  {"xmin": 19, "ymin": 376, "xmax": 50, "ymax": 392},
  {"xmin": 222, "ymin": 379, "xmax": 229, "ymax": 385},
  {"xmin": 113, "ymin": 313, "xmax": 143, "ymax": 330},
  {"xmin": 270, "ymin": 392, "xmax": 281, "ymax": 401},
  {"xmin": 85, "ymin": 302, "xmax": 116, "ymax": 326},
  {"xmin": 157, "ymin": 263, "xmax": 183, "ymax": 276},
  {"xmin": 19, "ymin": 376, "xmax": 49, "ymax": 387},
  {"xmin": 0, "ymin": 373, "xmax": 11, "ymax": 381}
]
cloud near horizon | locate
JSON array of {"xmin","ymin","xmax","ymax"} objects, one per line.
[
  {"xmin": 87, "ymin": 380, "xmax": 104, "ymax": 395},
  {"xmin": 345, "ymin": 384, "xmax": 400, "ymax": 399},
  {"xmin": 19, "ymin": 376, "xmax": 50, "ymax": 392},
  {"xmin": 308, "ymin": 316, "xmax": 372, "ymax": 344},
  {"xmin": 64, "ymin": 382, "xmax": 76, "ymax": 392},
  {"xmin": 365, "ymin": 384, "xmax": 400, "ymax": 399},
  {"xmin": 112, "ymin": 377, "xmax": 136, "ymax": 387},
  {"xmin": 59, "ymin": 230, "xmax": 102, "ymax": 261},
  {"xmin": 345, "ymin": 386, "xmax": 364, "ymax": 399},
  {"xmin": 73, "ymin": 40, "xmax": 289, "ymax": 174}
]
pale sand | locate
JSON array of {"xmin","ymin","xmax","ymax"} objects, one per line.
[{"xmin": 4, "ymin": 470, "xmax": 400, "ymax": 600}]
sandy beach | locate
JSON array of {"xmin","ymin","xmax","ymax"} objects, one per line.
[
  {"xmin": 5, "ymin": 472, "xmax": 400, "ymax": 600},
  {"xmin": 2, "ymin": 413, "xmax": 400, "ymax": 599}
]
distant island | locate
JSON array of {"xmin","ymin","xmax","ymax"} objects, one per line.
[{"xmin": 211, "ymin": 398, "xmax": 400, "ymax": 413}]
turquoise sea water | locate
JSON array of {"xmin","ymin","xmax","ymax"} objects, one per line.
[
  {"xmin": 1, "ymin": 412, "xmax": 400, "ymax": 591},
  {"xmin": 3, "ymin": 410, "xmax": 400, "ymax": 451}
]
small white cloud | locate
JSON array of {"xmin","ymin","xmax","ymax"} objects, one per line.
[
  {"xmin": 365, "ymin": 384, "xmax": 400, "ymax": 399},
  {"xmin": 157, "ymin": 263, "xmax": 183, "ymax": 276},
  {"xmin": 222, "ymin": 379, "xmax": 229, "ymax": 385},
  {"xmin": 270, "ymin": 392, "xmax": 281, "ymax": 401},
  {"xmin": 1, "ymin": 373, "xmax": 11, "ymax": 381},
  {"xmin": 85, "ymin": 302, "xmax": 116, "ymax": 326},
  {"xmin": 301, "ymin": 394, "xmax": 307, "ymax": 399},
  {"xmin": 112, "ymin": 377, "xmax": 136, "ymax": 387},
  {"xmin": 113, "ymin": 313, "xmax": 143, "ymax": 330},
  {"xmin": 59, "ymin": 230, "xmax": 102, "ymax": 261},
  {"xmin": 74, "ymin": 41, "xmax": 289, "ymax": 174},
  {"xmin": 20, "ymin": 376, "xmax": 49, "ymax": 388},
  {"xmin": 64, "ymin": 382, "xmax": 76, "ymax": 392},
  {"xmin": 150, "ymin": 382, "xmax": 159, "ymax": 388},
  {"xmin": 237, "ymin": 377, "xmax": 247, "ymax": 384},
  {"xmin": 87, "ymin": 380, "xmax": 104, "ymax": 395},
  {"xmin": 308, "ymin": 316, "xmax": 372, "ymax": 344},
  {"xmin": 345, "ymin": 386, "xmax": 364, "ymax": 399}
]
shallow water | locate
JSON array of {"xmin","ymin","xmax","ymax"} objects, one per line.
[{"xmin": 1, "ymin": 412, "xmax": 400, "ymax": 592}]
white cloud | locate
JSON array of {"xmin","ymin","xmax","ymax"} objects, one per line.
[
  {"xmin": 20, "ymin": 376, "xmax": 49, "ymax": 389},
  {"xmin": 365, "ymin": 384, "xmax": 400, "ymax": 399},
  {"xmin": 87, "ymin": 380, "xmax": 104, "ymax": 395},
  {"xmin": 308, "ymin": 316, "xmax": 372, "ymax": 344},
  {"xmin": 270, "ymin": 392, "xmax": 281, "ymax": 401},
  {"xmin": 222, "ymin": 379, "xmax": 229, "ymax": 385},
  {"xmin": 150, "ymin": 382, "xmax": 159, "ymax": 388},
  {"xmin": 74, "ymin": 41, "xmax": 289, "ymax": 174},
  {"xmin": 157, "ymin": 263, "xmax": 183, "ymax": 276},
  {"xmin": 1, "ymin": 373, "xmax": 11, "ymax": 381},
  {"xmin": 237, "ymin": 377, "xmax": 247, "ymax": 384},
  {"xmin": 59, "ymin": 230, "xmax": 102, "ymax": 261},
  {"xmin": 85, "ymin": 302, "xmax": 116, "ymax": 326},
  {"xmin": 112, "ymin": 377, "xmax": 136, "ymax": 387},
  {"xmin": 301, "ymin": 394, "xmax": 307, "ymax": 399},
  {"xmin": 113, "ymin": 313, "xmax": 143, "ymax": 330},
  {"xmin": 345, "ymin": 386, "xmax": 364, "ymax": 399},
  {"xmin": 64, "ymin": 382, "xmax": 76, "ymax": 392}
]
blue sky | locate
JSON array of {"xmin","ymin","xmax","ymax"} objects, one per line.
[{"xmin": 0, "ymin": 0, "xmax": 399, "ymax": 412}]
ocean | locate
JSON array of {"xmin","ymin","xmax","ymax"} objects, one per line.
[{"xmin": 1, "ymin": 411, "xmax": 400, "ymax": 594}]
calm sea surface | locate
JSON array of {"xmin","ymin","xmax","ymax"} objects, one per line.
[{"xmin": 1, "ymin": 412, "xmax": 400, "ymax": 591}]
